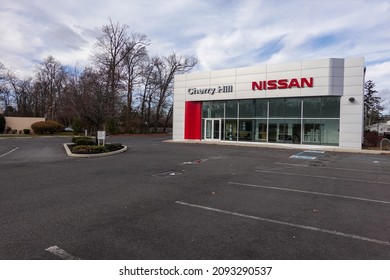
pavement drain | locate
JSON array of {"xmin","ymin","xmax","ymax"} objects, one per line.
[
  {"xmin": 180, "ymin": 158, "xmax": 208, "ymax": 165},
  {"xmin": 152, "ymin": 171, "xmax": 182, "ymax": 177},
  {"xmin": 290, "ymin": 150, "xmax": 325, "ymax": 160}
]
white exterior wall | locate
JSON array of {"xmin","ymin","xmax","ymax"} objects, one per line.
[
  {"xmin": 172, "ymin": 73, "xmax": 187, "ymax": 140},
  {"xmin": 173, "ymin": 57, "xmax": 365, "ymax": 149},
  {"xmin": 339, "ymin": 57, "xmax": 365, "ymax": 148}
]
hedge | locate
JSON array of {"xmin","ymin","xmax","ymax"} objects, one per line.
[
  {"xmin": 0, "ymin": 114, "xmax": 5, "ymax": 133},
  {"xmin": 70, "ymin": 143, "xmax": 124, "ymax": 154},
  {"xmin": 72, "ymin": 136, "xmax": 94, "ymax": 143},
  {"xmin": 71, "ymin": 145, "xmax": 106, "ymax": 154},
  {"xmin": 31, "ymin": 120, "xmax": 64, "ymax": 134},
  {"xmin": 75, "ymin": 138, "xmax": 95, "ymax": 146}
]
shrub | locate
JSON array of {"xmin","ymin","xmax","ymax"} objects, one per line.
[
  {"xmin": 5, "ymin": 126, "xmax": 11, "ymax": 134},
  {"xmin": 72, "ymin": 136, "xmax": 95, "ymax": 144},
  {"xmin": 105, "ymin": 143, "xmax": 124, "ymax": 151},
  {"xmin": 31, "ymin": 120, "xmax": 64, "ymax": 134},
  {"xmin": 23, "ymin": 129, "xmax": 31, "ymax": 134},
  {"xmin": 71, "ymin": 145, "xmax": 106, "ymax": 154},
  {"xmin": 72, "ymin": 118, "xmax": 84, "ymax": 134},
  {"xmin": 12, "ymin": 129, "xmax": 17, "ymax": 134},
  {"xmin": 363, "ymin": 130, "xmax": 382, "ymax": 147},
  {"xmin": 106, "ymin": 118, "xmax": 119, "ymax": 134},
  {"xmin": 75, "ymin": 138, "xmax": 95, "ymax": 146},
  {"xmin": 0, "ymin": 114, "xmax": 5, "ymax": 133}
]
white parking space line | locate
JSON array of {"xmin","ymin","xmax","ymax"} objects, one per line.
[
  {"xmin": 46, "ymin": 246, "xmax": 80, "ymax": 260},
  {"xmin": 0, "ymin": 147, "xmax": 19, "ymax": 159},
  {"xmin": 228, "ymin": 181, "xmax": 390, "ymax": 205},
  {"xmin": 274, "ymin": 162, "xmax": 390, "ymax": 175},
  {"xmin": 255, "ymin": 170, "xmax": 390, "ymax": 185},
  {"xmin": 175, "ymin": 201, "xmax": 390, "ymax": 247}
]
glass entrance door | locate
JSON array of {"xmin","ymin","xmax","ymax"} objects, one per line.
[{"xmin": 204, "ymin": 119, "xmax": 221, "ymax": 140}]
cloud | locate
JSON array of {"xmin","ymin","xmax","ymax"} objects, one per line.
[
  {"xmin": 0, "ymin": 1, "xmax": 98, "ymax": 76},
  {"xmin": 0, "ymin": 0, "xmax": 389, "ymax": 106},
  {"xmin": 365, "ymin": 61, "xmax": 390, "ymax": 113}
]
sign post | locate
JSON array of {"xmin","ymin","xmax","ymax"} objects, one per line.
[{"xmin": 97, "ymin": 131, "xmax": 106, "ymax": 146}]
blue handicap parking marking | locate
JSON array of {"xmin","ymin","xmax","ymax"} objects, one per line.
[{"xmin": 290, "ymin": 150, "xmax": 325, "ymax": 160}]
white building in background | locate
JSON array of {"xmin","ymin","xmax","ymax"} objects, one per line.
[
  {"xmin": 368, "ymin": 121, "xmax": 390, "ymax": 136},
  {"xmin": 172, "ymin": 57, "xmax": 365, "ymax": 149}
]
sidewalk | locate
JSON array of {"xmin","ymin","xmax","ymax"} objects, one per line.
[{"xmin": 166, "ymin": 139, "xmax": 390, "ymax": 155}]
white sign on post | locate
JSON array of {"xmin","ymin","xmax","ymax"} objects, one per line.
[
  {"xmin": 97, "ymin": 131, "xmax": 106, "ymax": 146},
  {"xmin": 97, "ymin": 131, "xmax": 106, "ymax": 140}
]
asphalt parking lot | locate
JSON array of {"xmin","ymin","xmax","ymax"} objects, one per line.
[{"xmin": 0, "ymin": 135, "xmax": 389, "ymax": 259}]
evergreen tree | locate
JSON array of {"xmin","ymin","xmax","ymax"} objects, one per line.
[{"xmin": 364, "ymin": 80, "xmax": 383, "ymax": 128}]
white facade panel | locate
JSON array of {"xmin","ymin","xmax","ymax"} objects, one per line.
[
  {"xmin": 239, "ymin": 90, "xmax": 267, "ymax": 99},
  {"xmin": 301, "ymin": 86, "xmax": 330, "ymax": 95},
  {"xmin": 301, "ymin": 67, "xmax": 331, "ymax": 77},
  {"xmin": 331, "ymin": 86, "xmax": 344, "ymax": 96},
  {"xmin": 174, "ymin": 80, "xmax": 186, "ymax": 88},
  {"xmin": 339, "ymin": 58, "xmax": 365, "ymax": 148},
  {"xmin": 344, "ymin": 57, "xmax": 365, "ymax": 67},
  {"xmin": 185, "ymin": 79, "xmax": 210, "ymax": 87},
  {"xmin": 210, "ymin": 76, "xmax": 236, "ymax": 85},
  {"xmin": 236, "ymin": 73, "xmax": 267, "ymax": 83},
  {"xmin": 236, "ymin": 65, "xmax": 267, "ymax": 75},
  {"xmin": 344, "ymin": 76, "xmax": 365, "ymax": 86},
  {"xmin": 173, "ymin": 100, "xmax": 185, "ymax": 108},
  {"xmin": 266, "ymin": 70, "xmax": 302, "ymax": 79},
  {"xmin": 185, "ymin": 72, "xmax": 210, "ymax": 80},
  {"xmin": 310, "ymin": 76, "xmax": 332, "ymax": 86},
  {"xmin": 339, "ymin": 132, "xmax": 362, "ymax": 143},
  {"xmin": 301, "ymin": 58, "xmax": 332, "ymax": 69},
  {"xmin": 235, "ymin": 82, "xmax": 252, "ymax": 91},
  {"xmin": 342, "ymin": 85, "xmax": 365, "ymax": 96},
  {"xmin": 210, "ymin": 68, "xmax": 236, "ymax": 77},
  {"xmin": 341, "ymin": 114, "xmax": 364, "ymax": 124},
  {"xmin": 331, "ymin": 67, "xmax": 345, "ymax": 77},
  {"xmin": 344, "ymin": 67, "xmax": 365, "ymax": 77},
  {"xmin": 175, "ymin": 74, "xmax": 186, "ymax": 81},
  {"xmin": 267, "ymin": 61, "xmax": 302, "ymax": 72},
  {"xmin": 185, "ymin": 93, "xmax": 211, "ymax": 101},
  {"xmin": 266, "ymin": 88, "xmax": 302, "ymax": 98},
  {"xmin": 331, "ymin": 77, "xmax": 344, "ymax": 87},
  {"xmin": 207, "ymin": 92, "xmax": 236, "ymax": 100},
  {"xmin": 173, "ymin": 94, "xmax": 186, "ymax": 102}
]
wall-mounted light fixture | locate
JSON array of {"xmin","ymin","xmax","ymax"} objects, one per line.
[{"xmin": 349, "ymin": 97, "xmax": 355, "ymax": 103}]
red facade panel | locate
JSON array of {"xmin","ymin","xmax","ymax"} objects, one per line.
[{"xmin": 184, "ymin": 101, "xmax": 202, "ymax": 140}]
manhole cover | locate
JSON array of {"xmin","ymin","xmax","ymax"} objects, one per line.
[{"xmin": 153, "ymin": 171, "xmax": 182, "ymax": 177}]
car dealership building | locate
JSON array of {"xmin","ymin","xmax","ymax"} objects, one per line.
[{"xmin": 172, "ymin": 57, "xmax": 365, "ymax": 149}]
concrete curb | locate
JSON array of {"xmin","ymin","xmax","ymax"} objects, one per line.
[
  {"xmin": 165, "ymin": 140, "xmax": 390, "ymax": 155},
  {"xmin": 63, "ymin": 143, "xmax": 128, "ymax": 158}
]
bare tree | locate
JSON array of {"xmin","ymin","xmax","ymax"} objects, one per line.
[
  {"xmin": 92, "ymin": 18, "xmax": 136, "ymax": 119},
  {"xmin": 121, "ymin": 33, "xmax": 149, "ymax": 132},
  {"xmin": 34, "ymin": 55, "xmax": 66, "ymax": 119},
  {"xmin": 72, "ymin": 67, "xmax": 111, "ymax": 132},
  {"xmin": 152, "ymin": 53, "xmax": 198, "ymax": 132},
  {"xmin": 0, "ymin": 62, "xmax": 12, "ymax": 113},
  {"xmin": 9, "ymin": 76, "xmax": 35, "ymax": 117},
  {"xmin": 138, "ymin": 59, "xmax": 159, "ymax": 133}
]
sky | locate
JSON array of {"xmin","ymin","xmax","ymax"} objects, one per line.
[{"xmin": 1, "ymin": 0, "xmax": 390, "ymax": 112}]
